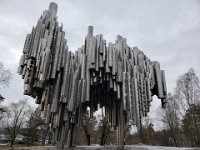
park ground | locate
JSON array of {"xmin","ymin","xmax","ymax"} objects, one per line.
[{"xmin": 0, "ymin": 145, "xmax": 199, "ymax": 150}]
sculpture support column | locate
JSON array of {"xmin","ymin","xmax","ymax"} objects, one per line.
[{"xmin": 117, "ymin": 100, "xmax": 124, "ymax": 150}]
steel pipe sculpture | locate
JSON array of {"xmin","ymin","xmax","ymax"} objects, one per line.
[{"xmin": 18, "ymin": 2, "xmax": 167, "ymax": 149}]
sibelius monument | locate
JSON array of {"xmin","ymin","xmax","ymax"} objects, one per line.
[{"xmin": 18, "ymin": 2, "xmax": 167, "ymax": 150}]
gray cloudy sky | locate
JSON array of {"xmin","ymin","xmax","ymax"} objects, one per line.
[{"xmin": 0, "ymin": 0, "xmax": 200, "ymax": 128}]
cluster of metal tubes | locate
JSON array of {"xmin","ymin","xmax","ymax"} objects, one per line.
[{"xmin": 18, "ymin": 2, "xmax": 167, "ymax": 149}]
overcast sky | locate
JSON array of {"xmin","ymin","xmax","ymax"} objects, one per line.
[{"xmin": 0, "ymin": 0, "xmax": 200, "ymax": 129}]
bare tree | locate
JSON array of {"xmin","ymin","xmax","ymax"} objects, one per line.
[
  {"xmin": 41, "ymin": 124, "xmax": 50, "ymax": 146},
  {"xmin": 0, "ymin": 62, "xmax": 11, "ymax": 120},
  {"xmin": 98, "ymin": 116, "xmax": 111, "ymax": 145},
  {"xmin": 0, "ymin": 95, "xmax": 6, "ymax": 121},
  {"xmin": 0, "ymin": 62, "xmax": 11, "ymax": 87},
  {"xmin": 140, "ymin": 117, "xmax": 155, "ymax": 145},
  {"xmin": 2, "ymin": 99, "xmax": 30, "ymax": 147},
  {"xmin": 162, "ymin": 68, "xmax": 200, "ymax": 147},
  {"xmin": 80, "ymin": 110, "xmax": 97, "ymax": 145},
  {"xmin": 22, "ymin": 107, "xmax": 46, "ymax": 146},
  {"xmin": 175, "ymin": 68, "xmax": 200, "ymax": 146},
  {"xmin": 161, "ymin": 93, "xmax": 182, "ymax": 146},
  {"xmin": 175, "ymin": 68, "xmax": 200, "ymax": 111}
]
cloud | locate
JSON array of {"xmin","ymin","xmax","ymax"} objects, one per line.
[{"xmin": 0, "ymin": 0, "xmax": 199, "ymax": 128}]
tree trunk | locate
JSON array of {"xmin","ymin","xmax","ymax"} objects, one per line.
[
  {"xmin": 86, "ymin": 134, "xmax": 90, "ymax": 145},
  {"xmin": 100, "ymin": 131, "xmax": 105, "ymax": 146},
  {"xmin": 10, "ymin": 139, "xmax": 14, "ymax": 147}
]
